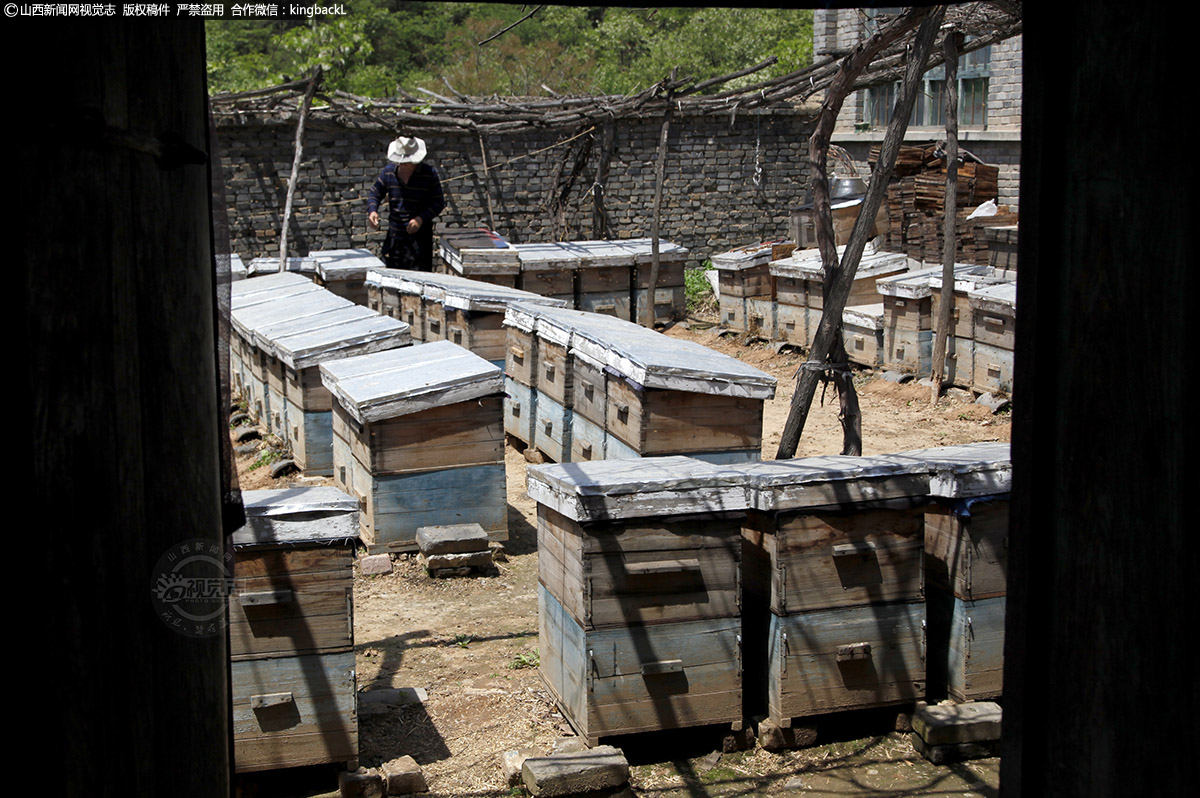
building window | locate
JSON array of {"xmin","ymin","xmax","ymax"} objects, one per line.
[{"xmin": 866, "ymin": 44, "xmax": 991, "ymax": 129}]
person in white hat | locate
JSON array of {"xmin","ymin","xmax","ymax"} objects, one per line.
[{"xmin": 367, "ymin": 135, "xmax": 446, "ymax": 271}]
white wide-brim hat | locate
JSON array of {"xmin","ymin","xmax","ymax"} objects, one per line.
[{"xmin": 387, "ymin": 136, "xmax": 427, "ymax": 164}]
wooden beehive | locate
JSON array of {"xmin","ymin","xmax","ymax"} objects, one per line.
[
  {"xmin": 321, "ymin": 340, "xmax": 507, "ymax": 552},
  {"xmin": 231, "ymin": 280, "xmax": 342, "ymax": 429},
  {"xmin": 528, "ymin": 457, "xmax": 749, "ymax": 744},
  {"xmin": 438, "ymin": 228, "xmax": 521, "ymax": 287},
  {"xmin": 739, "ymin": 455, "xmax": 932, "ymax": 726},
  {"xmin": 968, "ymin": 281, "xmax": 1017, "ymax": 395},
  {"xmin": 712, "ymin": 242, "xmax": 779, "ymax": 333},
  {"xmin": 311, "ymin": 248, "xmax": 384, "ymax": 306},
  {"xmin": 789, "ymin": 198, "xmax": 888, "ymax": 249},
  {"xmin": 906, "ymin": 442, "xmax": 1012, "ymax": 702},
  {"xmin": 631, "ymin": 240, "xmax": 689, "ymax": 324},
  {"xmin": 842, "ymin": 304, "xmax": 885, "ymax": 368},
  {"xmin": 229, "ymin": 487, "xmax": 359, "ymax": 774},
  {"xmin": 505, "ymin": 303, "xmax": 776, "ymax": 465},
  {"xmin": 269, "ymin": 307, "xmax": 412, "ymax": 476}
]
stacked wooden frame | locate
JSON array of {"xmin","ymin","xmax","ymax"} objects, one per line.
[{"xmin": 310, "ymin": 248, "xmax": 384, "ymax": 306}]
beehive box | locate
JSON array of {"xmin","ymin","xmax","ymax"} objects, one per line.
[
  {"xmin": 230, "ymin": 488, "xmax": 359, "ymax": 773},
  {"xmin": 438, "ymin": 228, "xmax": 520, "ymax": 286},
  {"xmin": 739, "ymin": 455, "xmax": 932, "ymax": 725},
  {"xmin": 228, "ymin": 253, "xmax": 248, "ymax": 282},
  {"xmin": 842, "ymin": 304, "xmax": 885, "ymax": 368},
  {"xmin": 506, "ymin": 303, "xmax": 776, "ymax": 464},
  {"xmin": 528, "ymin": 457, "xmax": 749, "ymax": 744},
  {"xmin": 373, "ymin": 269, "xmax": 568, "ymax": 368},
  {"xmin": 789, "ymin": 197, "xmax": 888, "ymax": 248},
  {"xmin": 311, "ymin": 248, "xmax": 384, "ymax": 306},
  {"xmin": 968, "ymin": 281, "xmax": 1017, "ymax": 395},
  {"xmin": 231, "ymin": 279, "xmax": 344, "ymax": 428},
  {"xmin": 903, "ymin": 442, "xmax": 1011, "ymax": 703},
  {"xmin": 712, "ymin": 243, "xmax": 778, "ymax": 333},
  {"xmin": 247, "ymin": 256, "xmax": 320, "ymax": 278},
  {"xmin": 321, "ymin": 340, "xmax": 507, "ymax": 552},
  {"xmin": 983, "ymin": 225, "xmax": 1018, "ymax": 271},
  {"xmin": 770, "ymin": 246, "xmax": 909, "ymax": 345},
  {"xmin": 631, "ymin": 239, "xmax": 689, "ymax": 323},
  {"xmin": 268, "ymin": 307, "xmax": 412, "ymax": 476}
]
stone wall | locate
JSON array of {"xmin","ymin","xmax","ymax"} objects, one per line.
[{"xmin": 213, "ymin": 106, "xmax": 820, "ymax": 266}]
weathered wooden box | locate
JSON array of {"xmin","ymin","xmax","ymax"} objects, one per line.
[
  {"xmin": 438, "ymin": 228, "xmax": 520, "ymax": 286},
  {"xmin": 739, "ymin": 455, "xmax": 932, "ymax": 726},
  {"xmin": 983, "ymin": 225, "xmax": 1019, "ymax": 271},
  {"xmin": 321, "ymin": 340, "xmax": 507, "ymax": 551},
  {"xmin": 713, "ymin": 242, "xmax": 777, "ymax": 304},
  {"xmin": 311, "ymin": 248, "xmax": 384, "ymax": 306},
  {"xmin": 528, "ymin": 457, "xmax": 749, "ymax": 744},
  {"xmin": 968, "ymin": 281, "xmax": 1017, "ymax": 395},
  {"xmin": 632, "ymin": 241, "xmax": 689, "ymax": 323},
  {"xmin": 842, "ymin": 304, "xmax": 885, "ymax": 368},
  {"xmin": 265, "ymin": 306, "xmax": 411, "ymax": 476},
  {"xmin": 906, "ymin": 442, "xmax": 1011, "ymax": 702},
  {"xmin": 230, "ymin": 488, "xmax": 359, "ymax": 773}
]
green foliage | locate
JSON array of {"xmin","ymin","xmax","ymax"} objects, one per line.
[
  {"xmin": 205, "ymin": 3, "xmax": 813, "ymax": 98},
  {"xmin": 684, "ymin": 264, "xmax": 717, "ymax": 315},
  {"xmin": 509, "ymin": 649, "xmax": 539, "ymax": 670},
  {"xmin": 247, "ymin": 447, "xmax": 282, "ymax": 472}
]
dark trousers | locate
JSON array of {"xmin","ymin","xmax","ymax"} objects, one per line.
[{"xmin": 382, "ymin": 226, "xmax": 435, "ymax": 272}]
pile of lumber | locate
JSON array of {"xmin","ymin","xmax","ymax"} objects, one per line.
[{"xmin": 871, "ymin": 144, "xmax": 1016, "ymax": 264}]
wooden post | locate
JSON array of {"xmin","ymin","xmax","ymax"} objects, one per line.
[
  {"xmin": 478, "ymin": 132, "xmax": 497, "ymax": 233},
  {"xmin": 931, "ymin": 28, "xmax": 963, "ymax": 403},
  {"xmin": 279, "ymin": 67, "xmax": 321, "ymax": 269},
  {"xmin": 644, "ymin": 71, "xmax": 676, "ymax": 328},
  {"xmin": 592, "ymin": 120, "xmax": 615, "ymax": 239},
  {"xmin": 777, "ymin": 6, "xmax": 945, "ymax": 460}
]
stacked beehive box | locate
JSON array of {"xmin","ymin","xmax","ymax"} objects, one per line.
[
  {"xmin": 438, "ymin": 228, "xmax": 521, "ymax": 287},
  {"xmin": 366, "ymin": 269, "xmax": 568, "ymax": 367},
  {"xmin": 874, "ymin": 263, "xmax": 995, "ymax": 379},
  {"xmin": 967, "ymin": 281, "xmax": 1017, "ymax": 395},
  {"xmin": 712, "ymin": 242, "xmax": 780, "ymax": 337},
  {"xmin": 229, "ymin": 488, "xmax": 360, "ymax": 773},
  {"xmin": 739, "ymin": 455, "xmax": 932, "ymax": 727},
  {"xmin": 527, "ymin": 457, "xmax": 749, "ymax": 745},
  {"xmin": 310, "ymin": 248, "xmax": 384, "ymax": 306},
  {"xmin": 906, "ymin": 443, "xmax": 1011, "ymax": 702},
  {"xmin": 928, "ymin": 267, "xmax": 1015, "ymax": 387},
  {"xmin": 442, "ymin": 236, "xmax": 689, "ymax": 322},
  {"xmin": 266, "ymin": 305, "xmax": 412, "ymax": 476},
  {"xmin": 230, "ymin": 274, "xmax": 331, "ymax": 430},
  {"xmin": 228, "ymin": 253, "xmax": 247, "ymax": 281},
  {"xmin": 247, "ymin": 256, "xmax": 320, "ymax": 278},
  {"xmin": 769, "ymin": 244, "xmax": 910, "ymax": 363},
  {"xmin": 789, "ymin": 197, "xmax": 888, "ymax": 250},
  {"xmin": 320, "ymin": 340, "xmax": 507, "ymax": 553},
  {"xmin": 503, "ymin": 303, "xmax": 775, "ymax": 465}
]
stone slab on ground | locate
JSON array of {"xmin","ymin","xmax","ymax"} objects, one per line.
[
  {"xmin": 756, "ymin": 717, "xmax": 818, "ymax": 752},
  {"xmin": 912, "ymin": 701, "xmax": 1002, "ymax": 747},
  {"xmin": 502, "ymin": 749, "xmax": 539, "ymax": 787},
  {"xmin": 339, "ymin": 768, "xmax": 385, "ymax": 798},
  {"xmin": 910, "ymin": 732, "xmax": 1001, "ymax": 765},
  {"xmin": 358, "ymin": 687, "xmax": 427, "ymax": 707},
  {"xmin": 359, "ymin": 553, "xmax": 393, "ymax": 575},
  {"xmin": 419, "ymin": 550, "xmax": 493, "ymax": 574},
  {"xmin": 380, "ymin": 755, "xmax": 428, "ymax": 794},
  {"xmin": 416, "ymin": 523, "xmax": 490, "ymax": 555},
  {"xmin": 521, "ymin": 745, "xmax": 630, "ymax": 797}
]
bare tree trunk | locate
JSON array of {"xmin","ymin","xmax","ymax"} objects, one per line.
[
  {"xmin": 644, "ymin": 72, "xmax": 676, "ymax": 328},
  {"xmin": 279, "ymin": 67, "xmax": 320, "ymax": 269},
  {"xmin": 592, "ymin": 120, "xmax": 615, "ymax": 239},
  {"xmin": 931, "ymin": 28, "xmax": 963, "ymax": 404},
  {"xmin": 777, "ymin": 6, "xmax": 946, "ymax": 460}
]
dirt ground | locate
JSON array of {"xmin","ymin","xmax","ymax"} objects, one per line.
[{"xmin": 232, "ymin": 316, "xmax": 1008, "ymax": 798}]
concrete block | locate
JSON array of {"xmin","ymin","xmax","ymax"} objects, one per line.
[
  {"xmin": 521, "ymin": 745, "xmax": 630, "ymax": 797},
  {"xmin": 359, "ymin": 553, "xmax": 393, "ymax": 575},
  {"xmin": 339, "ymin": 768, "xmax": 385, "ymax": 798},
  {"xmin": 912, "ymin": 701, "xmax": 1002, "ymax": 746},
  {"xmin": 358, "ymin": 687, "xmax": 427, "ymax": 707},
  {"xmin": 381, "ymin": 755, "xmax": 428, "ymax": 794},
  {"xmin": 416, "ymin": 523, "xmax": 489, "ymax": 555},
  {"xmin": 910, "ymin": 731, "xmax": 1000, "ymax": 765}
]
